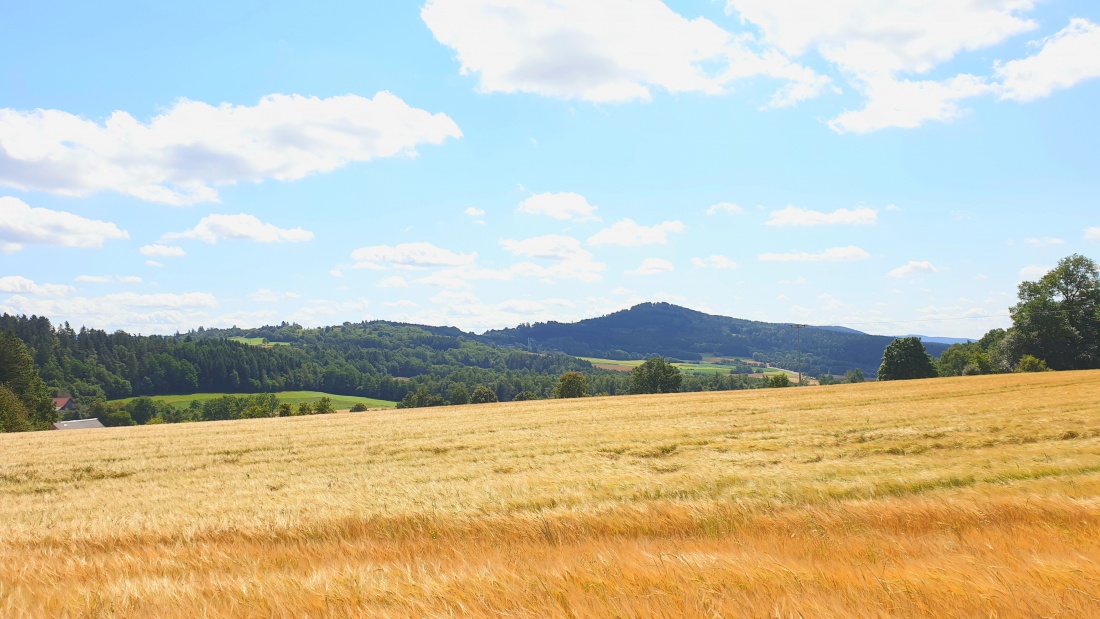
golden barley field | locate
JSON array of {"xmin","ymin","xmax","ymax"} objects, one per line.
[{"xmin": 2, "ymin": 371, "xmax": 1099, "ymax": 618}]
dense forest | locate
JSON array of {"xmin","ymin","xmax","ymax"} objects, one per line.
[{"xmin": 482, "ymin": 302, "xmax": 950, "ymax": 377}]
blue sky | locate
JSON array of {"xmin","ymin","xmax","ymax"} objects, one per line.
[{"xmin": 2, "ymin": 0, "xmax": 1098, "ymax": 337}]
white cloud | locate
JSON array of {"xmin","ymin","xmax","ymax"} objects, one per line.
[
  {"xmin": 162, "ymin": 214, "xmax": 313, "ymax": 244},
  {"xmin": 728, "ymin": 3, "xmax": 1100, "ymax": 132},
  {"xmin": 501, "ymin": 234, "xmax": 589, "ymax": 261},
  {"xmin": 140, "ymin": 244, "xmax": 185, "ymax": 258},
  {"xmin": 464, "ymin": 207, "xmax": 485, "ymax": 217},
  {"xmin": 0, "ymin": 276, "xmax": 73, "ymax": 296},
  {"xmin": 384, "ymin": 300, "xmax": 420, "ymax": 309},
  {"xmin": 288, "ymin": 298, "xmax": 372, "ymax": 325},
  {"xmin": 0, "ymin": 92, "xmax": 461, "ymax": 205},
  {"xmin": 377, "ymin": 276, "xmax": 409, "ymax": 289},
  {"xmin": 779, "ymin": 276, "xmax": 808, "ymax": 285},
  {"xmin": 75, "ymin": 275, "xmax": 142, "ymax": 284},
  {"xmin": 588, "ymin": 219, "xmax": 684, "ymax": 246},
  {"xmin": 1019, "ymin": 264, "xmax": 1049, "ymax": 280},
  {"xmin": 997, "ymin": 19, "xmax": 1100, "ymax": 102},
  {"xmin": 706, "ymin": 202, "xmax": 744, "ymax": 215},
  {"xmin": 413, "ymin": 236, "xmax": 607, "ymax": 289},
  {"xmin": 828, "ymin": 74, "xmax": 994, "ymax": 134},
  {"xmin": 145, "ymin": 261, "xmax": 163, "ymax": 268},
  {"xmin": 1023, "ymin": 237, "xmax": 1064, "ymax": 248},
  {"xmin": 351, "ymin": 242, "xmax": 476, "ymax": 270},
  {"xmin": 517, "ymin": 192, "xmax": 598, "ymax": 221},
  {"xmin": 0, "ymin": 196, "xmax": 129, "ymax": 253},
  {"xmin": 423, "ymin": 0, "xmax": 827, "ymax": 105},
  {"xmin": 758, "ymin": 245, "xmax": 870, "ymax": 262},
  {"xmin": 887, "ymin": 261, "xmax": 938, "ymax": 278},
  {"xmin": 1086, "ymin": 227, "xmax": 1100, "ymax": 241},
  {"xmin": 730, "ymin": 1, "xmax": 1038, "ymax": 78},
  {"xmin": 249, "ymin": 289, "xmax": 300, "ymax": 303},
  {"xmin": 765, "ymin": 205, "xmax": 878, "ymax": 226},
  {"xmin": 0, "ymin": 291, "xmax": 218, "ymax": 334},
  {"xmin": 626, "ymin": 258, "xmax": 675, "ymax": 276},
  {"xmin": 692, "ymin": 255, "xmax": 740, "ymax": 269}
]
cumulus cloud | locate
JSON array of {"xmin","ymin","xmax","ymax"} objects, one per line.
[
  {"xmin": 0, "ymin": 196, "xmax": 129, "ymax": 253},
  {"xmin": 420, "ymin": 234, "xmax": 607, "ymax": 288},
  {"xmin": 140, "ymin": 244, "xmax": 185, "ymax": 258},
  {"xmin": 626, "ymin": 258, "xmax": 675, "ymax": 276},
  {"xmin": 727, "ymin": 3, "xmax": 1100, "ymax": 132},
  {"xmin": 464, "ymin": 207, "xmax": 485, "ymax": 217},
  {"xmin": 997, "ymin": 19, "xmax": 1100, "ymax": 102},
  {"xmin": 162, "ymin": 214, "xmax": 313, "ymax": 244},
  {"xmin": 501, "ymin": 234, "xmax": 590, "ymax": 260},
  {"xmin": 249, "ymin": 289, "xmax": 300, "ymax": 303},
  {"xmin": 758, "ymin": 245, "xmax": 870, "ymax": 262},
  {"xmin": 0, "ymin": 291, "xmax": 218, "ymax": 334},
  {"xmin": 351, "ymin": 242, "xmax": 476, "ymax": 270},
  {"xmin": 422, "ymin": 0, "xmax": 828, "ymax": 104},
  {"xmin": 377, "ymin": 276, "xmax": 409, "ymax": 289},
  {"xmin": 0, "ymin": 92, "xmax": 462, "ymax": 205},
  {"xmin": 706, "ymin": 202, "xmax": 744, "ymax": 215},
  {"xmin": 587, "ymin": 219, "xmax": 684, "ymax": 246},
  {"xmin": 692, "ymin": 255, "xmax": 740, "ymax": 269},
  {"xmin": 765, "ymin": 205, "xmax": 878, "ymax": 226},
  {"xmin": 75, "ymin": 275, "xmax": 142, "ymax": 284},
  {"xmin": 0, "ymin": 276, "xmax": 73, "ymax": 296},
  {"xmin": 729, "ymin": 1, "xmax": 1038, "ymax": 78},
  {"xmin": 517, "ymin": 192, "xmax": 599, "ymax": 221},
  {"xmin": 1086, "ymin": 227, "xmax": 1100, "ymax": 241},
  {"xmin": 1023, "ymin": 237, "xmax": 1064, "ymax": 248},
  {"xmin": 887, "ymin": 261, "xmax": 938, "ymax": 278},
  {"xmin": 828, "ymin": 74, "xmax": 994, "ymax": 134},
  {"xmin": 1019, "ymin": 264, "xmax": 1050, "ymax": 279}
]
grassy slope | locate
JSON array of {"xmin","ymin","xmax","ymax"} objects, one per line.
[
  {"xmin": 3, "ymin": 371, "xmax": 1099, "ymax": 617},
  {"xmin": 113, "ymin": 390, "xmax": 396, "ymax": 409},
  {"xmin": 581, "ymin": 356, "xmax": 785, "ymax": 375}
]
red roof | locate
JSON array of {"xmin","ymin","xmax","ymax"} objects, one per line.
[{"xmin": 52, "ymin": 397, "xmax": 73, "ymax": 410}]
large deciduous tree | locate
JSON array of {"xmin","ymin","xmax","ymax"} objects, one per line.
[
  {"xmin": 1008, "ymin": 254, "xmax": 1100, "ymax": 370},
  {"xmin": 878, "ymin": 337, "xmax": 937, "ymax": 381},
  {"xmin": 629, "ymin": 357, "xmax": 683, "ymax": 394},
  {"xmin": 554, "ymin": 372, "xmax": 588, "ymax": 398}
]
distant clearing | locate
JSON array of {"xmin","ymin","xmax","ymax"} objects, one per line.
[
  {"xmin": 3, "ymin": 371, "xmax": 1099, "ymax": 617},
  {"xmin": 113, "ymin": 390, "xmax": 396, "ymax": 410},
  {"xmin": 582, "ymin": 356, "xmax": 785, "ymax": 375},
  {"xmin": 227, "ymin": 336, "xmax": 289, "ymax": 347}
]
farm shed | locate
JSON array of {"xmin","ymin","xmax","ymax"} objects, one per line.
[{"xmin": 51, "ymin": 419, "xmax": 105, "ymax": 430}]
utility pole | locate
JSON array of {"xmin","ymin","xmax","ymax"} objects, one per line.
[{"xmin": 789, "ymin": 324, "xmax": 806, "ymax": 385}]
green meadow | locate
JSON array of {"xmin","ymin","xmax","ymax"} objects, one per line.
[
  {"xmin": 114, "ymin": 391, "xmax": 396, "ymax": 410},
  {"xmin": 581, "ymin": 356, "xmax": 787, "ymax": 376}
]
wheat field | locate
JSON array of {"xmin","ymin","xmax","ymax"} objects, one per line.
[{"xmin": 2, "ymin": 371, "xmax": 1099, "ymax": 617}]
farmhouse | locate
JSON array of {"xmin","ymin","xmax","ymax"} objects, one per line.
[
  {"xmin": 52, "ymin": 397, "xmax": 74, "ymax": 412},
  {"xmin": 51, "ymin": 419, "xmax": 105, "ymax": 430}
]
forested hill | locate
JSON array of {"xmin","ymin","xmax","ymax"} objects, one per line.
[
  {"xmin": 482, "ymin": 302, "xmax": 949, "ymax": 377},
  {"xmin": 0, "ymin": 315, "xmax": 598, "ymax": 404}
]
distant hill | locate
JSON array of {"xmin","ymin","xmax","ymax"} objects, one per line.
[
  {"xmin": 900, "ymin": 334, "xmax": 975, "ymax": 346},
  {"xmin": 482, "ymin": 302, "xmax": 950, "ymax": 377}
]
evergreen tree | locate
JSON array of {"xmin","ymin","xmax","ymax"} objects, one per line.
[
  {"xmin": 0, "ymin": 385, "xmax": 31, "ymax": 432},
  {"xmin": 0, "ymin": 331, "xmax": 56, "ymax": 429}
]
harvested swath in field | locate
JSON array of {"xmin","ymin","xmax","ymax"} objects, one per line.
[{"xmin": 1, "ymin": 371, "xmax": 1099, "ymax": 617}]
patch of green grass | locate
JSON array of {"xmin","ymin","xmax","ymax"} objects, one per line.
[
  {"xmin": 113, "ymin": 391, "xmax": 396, "ymax": 410},
  {"xmin": 228, "ymin": 336, "xmax": 289, "ymax": 347},
  {"xmin": 581, "ymin": 357, "xmax": 785, "ymax": 376}
]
